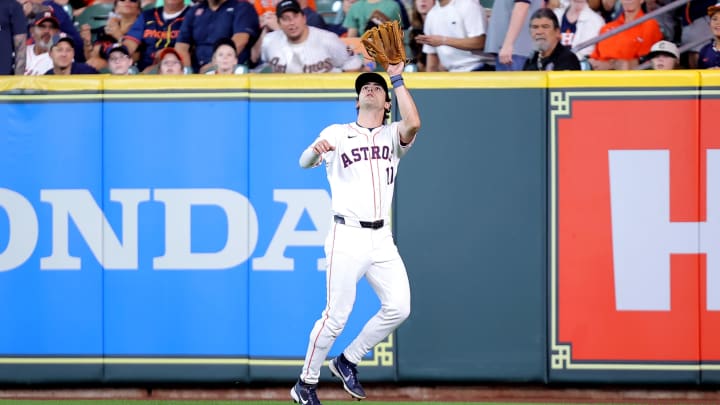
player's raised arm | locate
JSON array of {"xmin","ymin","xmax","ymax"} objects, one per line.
[{"xmin": 386, "ymin": 62, "xmax": 421, "ymax": 145}]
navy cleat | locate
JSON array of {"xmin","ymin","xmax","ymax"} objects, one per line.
[
  {"xmin": 290, "ymin": 380, "xmax": 321, "ymax": 405},
  {"xmin": 329, "ymin": 353, "xmax": 366, "ymax": 400}
]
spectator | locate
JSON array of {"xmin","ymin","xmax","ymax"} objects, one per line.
[
  {"xmin": 647, "ymin": 39, "xmax": 679, "ymax": 69},
  {"xmin": 205, "ymin": 37, "xmax": 246, "ymax": 73},
  {"xmin": 25, "ymin": 11, "xmax": 57, "ymax": 75},
  {"xmin": 343, "ymin": 0, "xmax": 401, "ymax": 37},
  {"xmin": 155, "ymin": 46, "xmax": 185, "ymax": 73},
  {"xmin": 17, "ymin": 0, "xmax": 84, "ymax": 61},
  {"xmin": 677, "ymin": 1, "xmax": 715, "ymax": 68},
  {"xmin": 588, "ymin": 0, "xmax": 663, "ymax": 70},
  {"xmin": 486, "ymin": 0, "xmax": 544, "ymax": 71},
  {"xmin": 45, "ymin": 36, "xmax": 99, "ymax": 74},
  {"xmin": 105, "ymin": 42, "xmax": 134, "ymax": 74},
  {"xmin": 258, "ymin": 0, "xmax": 330, "ymax": 33},
  {"xmin": 415, "ymin": 0, "xmax": 486, "ymax": 71},
  {"xmin": 80, "ymin": 0, "xmax": 141, "ymax": 71},
  {"xmin": 407, "ymin": 0, "xmax": 432, "ymax": 70},
  {"xmin": 523, "ymin": 7, "xmax": 581, "ymax": 70},
  {"xmin": 258, "ymin": 0, "xmax": 362, "ymax": 72},
  {"xmin": 2, "ymin": 0, "xmax": 26, "ymax": 74},
  {"xmin": 122, "ymin": 0, "xmax": 189, "ymax": 72},
  {"xmin": 698, "ymin": 1, "xmax": 720, "ymax": 68},
  {"xmin": 175, "ymin": 0, "xmax": 260, "ymax": 73},
  {"xmin": 554, "ymin": 0, "xmax": 604, "ymax": 60}
]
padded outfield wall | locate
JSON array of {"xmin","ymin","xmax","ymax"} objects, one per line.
[{"xmin": 0, "ymin": 72, "xmax": 718, "ymax": 385}]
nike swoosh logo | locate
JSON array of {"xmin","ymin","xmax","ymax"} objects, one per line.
[
  {"xmin": 348, "ymin": 135, "xmax": 357, "ymax": 138},
  {"xmin": 341, "ymin": 369, "xmax": 352, "ymax": 382},
  {"xmin": 300, "ymin": 397, "xmax": 308, "ymax": 405}
]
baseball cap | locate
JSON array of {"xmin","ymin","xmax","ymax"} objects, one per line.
[
  {"xmin": 708, "ymin": 1, "xmax": 720, "ymax": 16},
  {"xmin": 355, "ymin": 72, "xmax": 389, "ymax": 101},
  {"xmin": 33, "ymin": 11, "xmax": 60, "ymax": 28},
  {"xmin": 50, "ymin": 35, "xmax": 75, "ymax": 50},
  {"xmin": 105, "ymin": 43, "xmax": 130, "ymax": 59},
  {"xmin": 276, "ymin": 0, "xmax": 303, "ymax": 18},
  {"xmin": 647, "ymin": 40, "xmax": 679, "ymax": 59}
]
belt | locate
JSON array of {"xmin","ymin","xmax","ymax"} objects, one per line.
[{"xmin": 334, "ymin": 215, "xmax": 384, "ymax": 229}]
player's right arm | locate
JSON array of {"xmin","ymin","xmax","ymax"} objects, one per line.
[
  {"xmin": 299, "ymin": 128, "xmax": 337, "ymax": 168},
  {"xmin": 299, "ymin": 140, "xmax": 335, "ymax": 168}
]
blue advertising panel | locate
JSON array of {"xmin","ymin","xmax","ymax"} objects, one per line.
[
  {"xmin": 0, "ymin": 98, "xmax": 104, "ymax": 360},
  {"xmin": 101, "ymin": 97, "xmax": 251, "ymax": 358},
  {"xmin": 0, "ymin": 76, "xmax": 397, "ymax": 383}
]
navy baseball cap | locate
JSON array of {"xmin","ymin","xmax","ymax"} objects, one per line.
[
  {"xmin": 33, "ymin": 11, "xmax": 60, "ymax": 28},
  {"xmin": 355, "ymin": 72, "xmax": 389, "ymax": 101},
  {"xmin": 276, "ymin": 0, "xmax": 303, "ymax": 18},
  {"xmin": 50, "ymin": 35, "xmax": 75, "ymax": 50},
  {"xmin": 105, "ymin": 43, "xmax": 130, "ymax": 59}
]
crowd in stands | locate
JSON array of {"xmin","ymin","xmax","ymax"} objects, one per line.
[{"xmin": 1, "ymin": 0, "xmax": 720, "ymax": 75}]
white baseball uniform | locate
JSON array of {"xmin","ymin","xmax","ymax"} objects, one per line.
[
  {"xmin": 261, "ymin": 26, "xmax": 362, "ymax": 73},
  {"xmin": 298, "ymin": 121, "xmax": 414, "ymax": 385}
]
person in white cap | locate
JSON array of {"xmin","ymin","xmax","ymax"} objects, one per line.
[{"xmin": 647, "ymin": 40, "xmax": 679, "ymax": 70}]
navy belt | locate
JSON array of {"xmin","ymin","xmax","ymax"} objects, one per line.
[{"xmin": 334, "ymin": 215, "xmax": 384, "ymax": 229}]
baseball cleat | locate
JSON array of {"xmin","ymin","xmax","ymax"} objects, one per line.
[
  {"xmin": 290, "ymin": 379, "xmax": 322, "ymax": 405},
  {"xmin": 329, "ymin": 354, "xmax": 366, "ymax": 400}
]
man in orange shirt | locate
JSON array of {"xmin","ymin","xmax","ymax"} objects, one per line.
[{"xmin": 588, "ymin": 0, "xmax": 663, "ymax": 70}]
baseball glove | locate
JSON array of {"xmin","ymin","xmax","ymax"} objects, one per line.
[{"xmin": 360, "ymin": 20, "xmax": 407, "ymax": 70}]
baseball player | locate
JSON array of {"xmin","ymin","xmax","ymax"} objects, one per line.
[
  {"xmin": 291, "ymin": 64, "xmax": 421, "ymax": 405},
  {"xmin": 259, "ymin": 0, "xmax": 362, "ymax": 73}
]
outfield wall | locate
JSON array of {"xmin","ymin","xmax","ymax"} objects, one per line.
[{"xmin": 0, "ymin": 72, "xmax": 718, "ymax": 385}]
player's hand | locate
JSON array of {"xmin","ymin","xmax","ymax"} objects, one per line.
[
  {"xmin": 386, "ymin": 62, "xmax": 403, "ymax": 77},
  {"xmin": 313, "ymin": 140, "xmax": 335, "ymax": 154}
]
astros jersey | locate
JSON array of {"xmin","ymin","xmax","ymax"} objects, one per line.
[
  {"xmin": 312, "ymin": 121, "xmax": 413, "ymax": 221},
  {"xmin": 124, "ymin": 6, "xmax": 188, "ymax": 71},
  {"xmin": 261, "ymin": 26, "xmax": 361, "ymax": 73}
]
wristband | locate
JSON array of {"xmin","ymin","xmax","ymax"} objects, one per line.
[{"xmin": 390, "ymin": 74, "xmax": 404, "ymax": 88}]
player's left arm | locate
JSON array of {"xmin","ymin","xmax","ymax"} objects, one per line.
[{"xmin": 386, "ymin": 63, "xmax": 420, "ymax": 145}]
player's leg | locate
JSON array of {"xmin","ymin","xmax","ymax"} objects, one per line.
[
  {"xmin": 331, "ymin": 229, "xmax": 411, "ymax": 399},
  {"xmin": 298, "ymin": 224, "xmax": 371, "ymax": 385}
]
